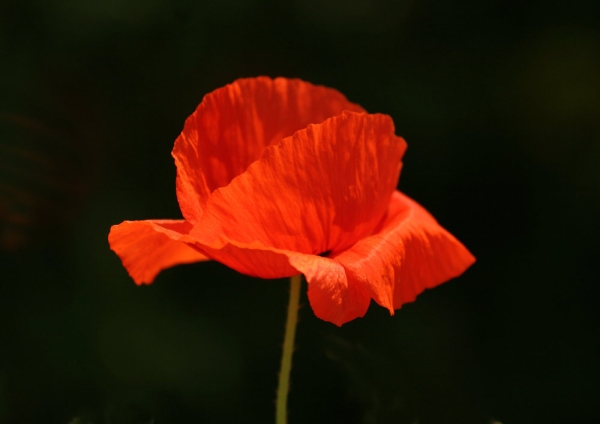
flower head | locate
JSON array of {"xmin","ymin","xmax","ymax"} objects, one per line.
[{"xmin": 109, "ymin": 77, "xmax": 475, "ymax": 326}]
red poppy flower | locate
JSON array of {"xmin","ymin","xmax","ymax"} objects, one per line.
[{"xmin": 109, "ymin": 77, "xmax": 475, "ymax": 326}]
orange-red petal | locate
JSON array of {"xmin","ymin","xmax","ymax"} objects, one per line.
[
  {"xmin": 287, "ymin": 253, "xmax": 371, "ymax": 326},
  {"xmin": 195, "ymin": 237, "xmax": 299, "ymax": 279},
  {"xmin": 108, "ymin": 220, "xmax": 208, "ymax": 285},
  {"xmin": 172, "ymin": 77, "xmax": 365, "ymax": 223},
  {"xmin": 332, "ymin": 190, "xmax": 476, "ymax": 315},
  {"xmin": 185, "ymin": 234, "xmax": 370, "ymax": 326},
  {"xmin": 190, "ymin": 111, "xmax": 407, "ymax": 267}
]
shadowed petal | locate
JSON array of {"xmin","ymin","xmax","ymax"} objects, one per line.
[
  {"xmin": 196, "ymin": 237, "xmax": 299, "ymax": 279},
  {"xmin": 191, "ymin": 111, "xmax": 406, "ymax": 260},
  {"xmin": 108, "ymin": 220, "xmax": 208, "ymax": 285},
  {"xmin": 189, "ymin": 233, "xmax": 370, "ymax": 326},
  {"xmin": 333, "ymin": 191, "xmax": 476, "ymax": 314},
  {"xmin": 172, "ymin": 77, "xmax": 365, "ymax": 223},
  {"xmin": 288, "ymin": 254, "xmax": 371, "ymax": 326}
]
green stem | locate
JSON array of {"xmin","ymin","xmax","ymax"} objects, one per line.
[{"xmin": 276, "ymin": 274, "xmax": 302, "ymax": 424}]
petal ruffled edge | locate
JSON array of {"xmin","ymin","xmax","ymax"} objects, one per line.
[
  {"xmin": 108, "ymin": 220, "xmax": 209, "ymax": 285},
  {"xmin": 288, "ymin": 254, "xmax": 371, "ymax": 326},
  {"xmin": 333, "ymin": 190, "xmax": 476, "ymax": 314}
]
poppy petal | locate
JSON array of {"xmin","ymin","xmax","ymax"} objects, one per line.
[
  {"xmin": 287, "ymin": 253, "xmax": 371, "ymax": 326},
  {"xmin": 191, "ymin": 111, "xmax": 407, "ymax": 261},
  {"xmin": 187, "ymin": 234, "xmax": 370, "ymax": 326},
  {"xmin": 108, "ymin": 220, "xmax": 208, "ymax": 285},
  {"xmin": 333, "ymin": 191, "xmax": 476, "ymax": 314},
  {"xmin": 172, "ymin": 77, "xmax": 365, "ymax": 223},
  {"xmin": 195, "ymin": 236, "xmax": 299, "ymax": 279}
]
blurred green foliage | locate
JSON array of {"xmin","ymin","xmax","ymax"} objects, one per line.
[{"xmin": 1, "ymin": 0, "xmax": 599, "ymax": 423}]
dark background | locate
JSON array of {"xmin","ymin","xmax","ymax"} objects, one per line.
[{"xmin": 1, "ymin": 1, "xmax": 599, "ymax": 423}]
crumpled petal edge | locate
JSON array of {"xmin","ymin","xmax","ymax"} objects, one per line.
[{"xmin": 108, "ymin": 220, "xmax": 209, "ymax": 285}]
